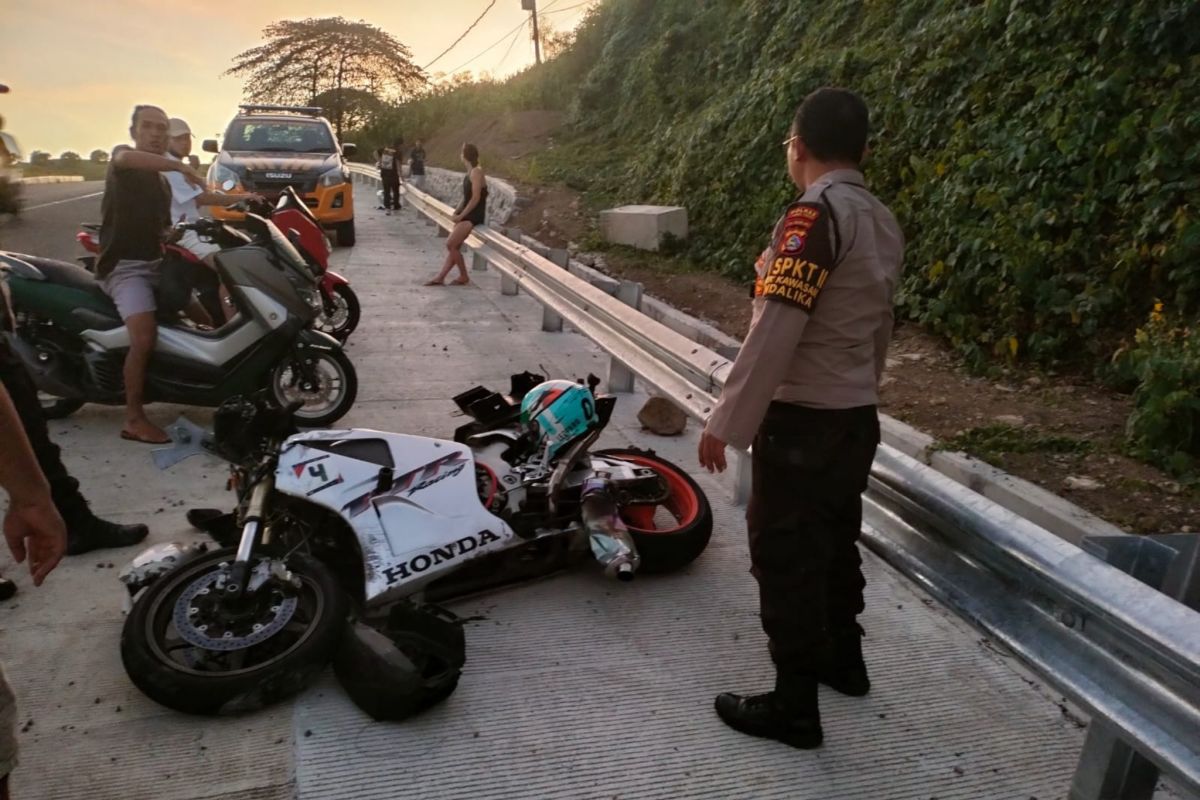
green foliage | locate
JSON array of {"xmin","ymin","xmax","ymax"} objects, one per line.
[
  {"xmin": 935, "ymin": 424, "xmax": 1093, "ymax": 465},
  {"xmin": 370, "ymin": 0, "xmax": 1199, "ymax": 378},
  {"xmin": 1112, "ymin": 305, "xmax": 1200, "ymax": 477}
]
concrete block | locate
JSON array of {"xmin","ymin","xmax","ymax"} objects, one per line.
[{"xmin": 599, "ymin": 205, "xmax": 688, "ymax": 251}]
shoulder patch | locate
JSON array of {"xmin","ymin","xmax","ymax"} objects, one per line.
[{"xmin": 761, "ymin": 202, "xmax": 837, "ymax": 312}]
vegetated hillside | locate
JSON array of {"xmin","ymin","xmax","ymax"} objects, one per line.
[{"xmin": 369, "ymin": 0, "xmax": 1200, "ymax": 473}]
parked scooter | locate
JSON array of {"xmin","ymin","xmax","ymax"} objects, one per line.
[
  {"xmin": 1, "ymin": 213, "xmax": 357, "ymax": 425},
  {"xmin": 75, "ymin": 188, "xmax": 360, "ymax": 341}
]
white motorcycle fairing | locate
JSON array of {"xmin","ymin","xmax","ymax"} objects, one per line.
[{"xmin": 274, "ymin": 429, "xmax": 515, "ymax": 603}]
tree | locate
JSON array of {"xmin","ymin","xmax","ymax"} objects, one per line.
[
  {"xmin": 309, "ymin": 87, "xmax": 384, "ymax": 136},
  {"xmin": 29, "ymin": 151, "xmax": 49, "ymax": 166},
  {"xmin": 225, "ymin": 17, "xmax": 427, "ymax": 139},
  {"xmin": 89, "ymin": 149, "xmax": 109, "ymax": 163},
  {"xmin": 538, "ymin": 18, "xmax": 576, "ymax": 61},
  {"xmin": 59, "ymin": 151, "xmax": 80, "ymax": 163}
]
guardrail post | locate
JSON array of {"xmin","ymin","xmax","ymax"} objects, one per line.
[
  {"xmin": 437, "ymin": 226, "xmax": 449, "ymax": 238},
  {"xmin": 472, "ymin": 251, "xmax": 488, "ymax": 272},
  {"xmin": 1070, "ymin": 531, "xmax": 1200, "ymax": 800},
  {"xmin": 501, "ymin": 274, "xmax": 519, "ymax": 296},
  {"xmin": 605, "ymin": 280, "xmax": 644, "ymax": 393},
  {"xmin": 733, "ymin": 449, "xmax": 753, "ymax": 506},
  {"xmin": 541, "ymin": 249, "xmax": 568, "ymax": 332}
]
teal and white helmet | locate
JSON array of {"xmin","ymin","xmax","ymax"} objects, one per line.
[{"xmin": 519, "ymin": 379, "xmax": 598, "ymax": 460}]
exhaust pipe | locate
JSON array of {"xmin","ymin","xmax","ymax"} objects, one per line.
[{"xmin": 580, "ymin": 477, "xmax": 640, "ymax": 581}]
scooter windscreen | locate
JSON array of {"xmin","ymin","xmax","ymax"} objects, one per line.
[
  {"xmin": 242, "ymin": 213, "xmax": 317, "ymax": 286},
  {"xmin": 277, "ymin": 186, "xmax": 321, "ymax": 227}
]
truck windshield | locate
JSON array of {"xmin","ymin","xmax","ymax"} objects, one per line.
[{"xmin": 223, "ymin": 121, "xmax": 335, "ymax": 154}]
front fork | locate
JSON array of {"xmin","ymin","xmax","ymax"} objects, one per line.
[{"xmin": 225, "ymin": 474, "xmax": 274, "ymax": 600}]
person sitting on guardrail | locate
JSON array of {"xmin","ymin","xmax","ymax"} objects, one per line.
[
  {"xmin": 424, "ymin": 143, "xmax": 487, "ymax": 287},
  {"xmin": 0, "ymin": 379, "xmax": 68, "ymax": 800},
  {"xmin": 96, "ymin": 105, "xmax": 207, "ymax": 444},
  {"xmin": 698, "ymin": 87, "xmax": 905, "ymax": 750}
]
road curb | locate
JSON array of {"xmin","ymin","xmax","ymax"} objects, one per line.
[{"xmin": 16, "ymin": 175, "xmax": 85, "ymax": 184}]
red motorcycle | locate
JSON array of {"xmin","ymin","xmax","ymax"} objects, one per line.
[{"xmin": 76, "ymin": 188, "xmax": 360, "ymax": 341}]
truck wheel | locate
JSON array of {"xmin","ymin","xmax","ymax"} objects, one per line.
[{"xmin": 336, "ymin": 220, "xmax": 356, "ymax": 247}]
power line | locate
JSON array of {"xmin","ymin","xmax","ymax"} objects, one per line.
[
  {"xmin": 439, "ymin": 17, "xmax": 530, "ymax": 78},
  {"xmin": 422, "ymin": 0, "xmax": 499, "ymax": 70},
  {"xmin": 493, "ymin": 19, "xmax": 529, "ymax": 74},
  {"xmin": 542, "ymin": 0, "xmax": 594, "ymax": 16}
]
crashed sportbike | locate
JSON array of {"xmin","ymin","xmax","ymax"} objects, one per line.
[{"xmin": 120, "ymin": 373, "xmax": 712, "ymax": 717}]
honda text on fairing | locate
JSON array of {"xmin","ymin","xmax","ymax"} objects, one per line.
[
  {"xmin": 117, "ymin": 373, "xmax": 713, "ymax": 718},
  {"xmin": 75, "ymin": 187, "xmax": 360, "ymax": 341},
  {"xmin": 0, "ymin": 212, "xmax": 357, "ymax": 426},
  {"xmin": 204, "ymin": 105, "xmax": 357, "ymax": 247}
]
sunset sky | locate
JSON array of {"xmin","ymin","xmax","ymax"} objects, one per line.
[{"xmin": 0, "ymin": 0, "xmax": 595, "ymax": 157}]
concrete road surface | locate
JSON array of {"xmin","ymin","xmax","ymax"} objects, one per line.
[{"xmin": 0, "ymin": 180, "xmax": 104, "ymax": 261}]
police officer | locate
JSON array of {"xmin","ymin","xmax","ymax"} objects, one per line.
[{"xmin": 698, "ymin": 87, "xmax": 904, "ymax": 749}]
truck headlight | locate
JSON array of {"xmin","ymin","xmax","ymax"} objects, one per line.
[{"xmin": 319, "ymin": 167, "xmax": 348, "ymax": 188}]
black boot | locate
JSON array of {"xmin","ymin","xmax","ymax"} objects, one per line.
[
  {"xmin": 186, "ymin": 508, "xmax": 240, "ymax": 547},
  {"xmin": 714, "ymin": 672, "xmax": 822, "ymax": 749},
  {"xmin": 66, "ymin": 515, "xmax": 149, "ymax": 555},
  {"xmin": 0, "ymin": 576, "xmax": 15, "ymax": 602},
  {"xmin": 817, "ymin": 623, "xmax": 870, "ymax": 697}
]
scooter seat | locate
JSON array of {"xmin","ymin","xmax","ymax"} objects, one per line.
[{"xmin": 8, "ymin": 253, "xmax": 111, "ymax": 299}]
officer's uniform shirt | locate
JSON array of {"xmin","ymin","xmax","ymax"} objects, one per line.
[{"xmin": 706, "ymin": 168, "xmax": 904, "ymax": 450}]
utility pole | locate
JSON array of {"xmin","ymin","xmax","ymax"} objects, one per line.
[{"xmin": 521, "ymin": 0, "xmax": 542, "ymax": 65}]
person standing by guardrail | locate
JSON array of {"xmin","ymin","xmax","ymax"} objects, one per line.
[
  {"xmin": 408, "ymin": 139, "xmax": 426, "ymax": 192},
  {"xmin": 425, "ymin": 143, "xmax": 487, "ymax": 287},
  {"xmin": 380, "ymin": 138, "xmax": 402, "ymax": 215},
  {"xmin": 697, "ymin": 87, "xmax": 905, "ymax": 750}
]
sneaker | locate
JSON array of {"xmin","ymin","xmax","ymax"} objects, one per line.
[{"xmin": 66, "ymin": 516, "xmax": 149, "ymax": 555}]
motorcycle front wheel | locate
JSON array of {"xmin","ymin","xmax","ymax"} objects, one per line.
[
  {"xmin": 269, "ymin": 346, "xmax": 358, "ymax": 427},
  {"xmin": 120, "ymin": 548, "xmax": 348, "ymax": 715},
  {"xmin": 595, "ymin": 448, "xmax": 713, "ymax": 573},
  {"xmin": 314, "ymin": 283, "xmax": 361, "ymax": 342}
]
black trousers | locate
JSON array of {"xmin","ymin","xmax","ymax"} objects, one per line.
[
  {"xmin": 0, "ymin": 353, "xmax": 90, "ymax": 524},
  {"xmin": 381, "ymin": 171, "xmax": 401, "ymax": 209},
  {"xmin": 747, "ymin": 402, "xmax": 880, "ymax": 675}
]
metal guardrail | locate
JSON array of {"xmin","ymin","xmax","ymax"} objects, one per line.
[{"xmin": 349, "ymin": 165, "xmax": 1200, "ymax": 798}]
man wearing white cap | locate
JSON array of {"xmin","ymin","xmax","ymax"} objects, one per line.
[{"xmin": 164, "ymin": 118, "xmax": 260, "ymax": 321}]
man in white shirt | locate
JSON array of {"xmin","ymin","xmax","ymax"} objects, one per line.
[{"xmin": 164, "ymin": 118, "xmax": 260, "ymax": 320}]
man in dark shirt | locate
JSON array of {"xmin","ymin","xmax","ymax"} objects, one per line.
[
  {"xmin": 379, "ymin": 137, "xmax": 403, "ymax": 214},
  {"xmin": 409, "ymin": 139, "xmax": 427, "ymax": 192},
  {"xmin": 96, "ymin": 105, "xmax": 205, "ymax": 444}
]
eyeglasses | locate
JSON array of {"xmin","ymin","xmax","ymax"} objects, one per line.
[{"xmin": 781, "ymin": 134, "xmax": 799, "ymax": 149}]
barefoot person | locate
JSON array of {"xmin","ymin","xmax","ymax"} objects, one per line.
[
  {"xmin": 426, "ymin": 143, "xmax": 487, "ymax": 286},
  {"xmin": 96, "ymin": 104, "xmax": 207, "ymax": 443}
]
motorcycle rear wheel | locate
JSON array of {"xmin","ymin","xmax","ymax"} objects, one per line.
[
  {"xmin": 315, "ymin": 283, "xmax": 361, "ymax": 342},
  {"xmin": 120, "ymin": 548, "xmax": 348, "ymax": 715},
  {"xmin": 595, "ymin": 448, "xmax": 713, "ymax": 573}
]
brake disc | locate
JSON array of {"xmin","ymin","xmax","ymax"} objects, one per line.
[{"xmin": 173, "ymin": 568, "xmax": 298, "ymax": 651}]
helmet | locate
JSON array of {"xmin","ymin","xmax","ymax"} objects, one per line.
[
  {"xmin": 333, "ymin": 603, "xmax": 465, "ymax": 721},
  {"xmin": 519, "ymin": 379, "xmax": 598, "ymax": 460}
]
